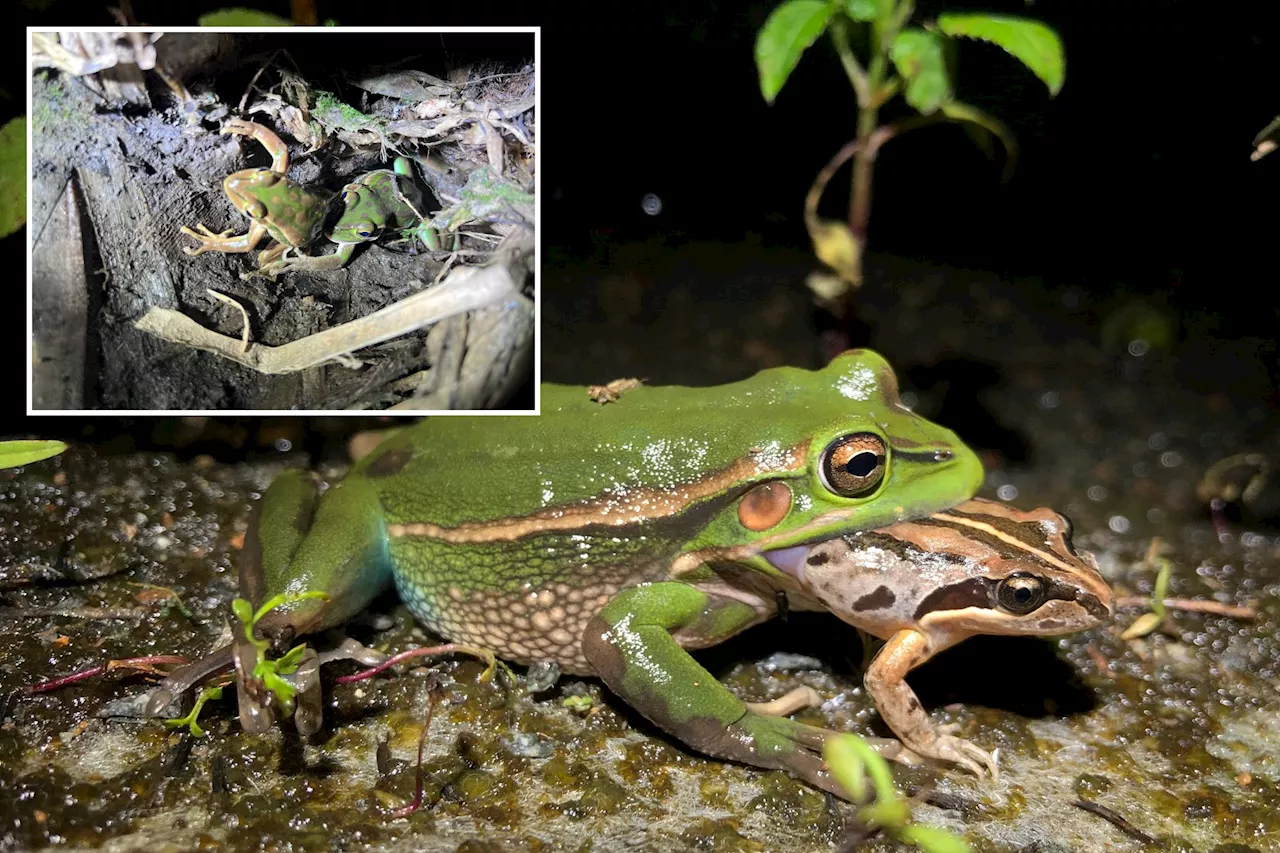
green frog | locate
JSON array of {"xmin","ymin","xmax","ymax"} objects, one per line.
[
  {"xmin": 180, "ymin": 120, "xmax": 442, "ymax": 280},
  {"xmin": 152, "ymin": 350, "xmax": 996, "ymax": 795}
]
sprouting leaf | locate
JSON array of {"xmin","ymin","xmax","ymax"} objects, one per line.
[
  {"xmin": 0, "ymin": 117, "xmax": 27, "ymax": 239},
  {"xmin": 164, "ymin": 685, "xmax": 223, "ymax": 737},
  {"xmin": 936, "ymin": 14, "xmax": 1065, "ymax": 96},
  {"xmin": 0, "ymin": 439, "xmax": 67, "ymax": 469},
  {"xmin": 825, "ymin": 734, "xmax": 869, "ymax": 801},
  {"xmin": 1150, "ymin": 553, "xmax": 1171, "ymax": 619},
  {"xmin": 198, "ymin": 8, "xmax": 294, "ymax": 26},
  {"xmin": 756, "ymin": 0, "xmax": 835, "ymax": 104},
  {"xmin": 275, "ymin": 642, "xmax": 309, "ymax": 674},
  {"xmin": 890, "ymin": 29, "xmax": 950, "ymax": 114},
  {"xmin": 940, "ymin": 100, "xmax": 1018, "ymax": 180},
  {"xmin": 900, "ymin": 823, "xmax": 973, "ymax": 853},
  {"xmin": 230, "ymin": 598, "xmax": 253, "ymax": 629}
]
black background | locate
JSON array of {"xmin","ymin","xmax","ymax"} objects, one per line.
[{"xmin": 9, "ymin": 0, "xmax": 1279, "ymax": 437}]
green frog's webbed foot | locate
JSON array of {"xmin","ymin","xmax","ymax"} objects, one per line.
[{"xmin": 720, "ymin": 711, "xmax": 847, "ymax": 797}]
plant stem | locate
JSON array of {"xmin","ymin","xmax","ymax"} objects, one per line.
[
  {"xmin": 850, "ymin": 53, "xmax": 887, "ymax": 243},
  {"xmin": 831, "ymin": 18, "xmax": 870, "ymax": 105}
]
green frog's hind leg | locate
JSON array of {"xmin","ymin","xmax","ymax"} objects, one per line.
[
  {"xmin": 582, "ymin": 582, "xmax": 848, "ymax": 798},
  {"xmin": 249, "ymin": 241, "xmax": 356, "ymax": 279},
  {"xmin": 147, "ymin": 470, "xmax": 394, "ymax": 727}
]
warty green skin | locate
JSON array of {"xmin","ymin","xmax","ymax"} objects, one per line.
[{"xmin": 168, "ymin": 349, "xmax": 985, "ymax": 798}]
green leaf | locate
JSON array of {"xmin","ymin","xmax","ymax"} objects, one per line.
[
  {"xmin": 936, "ymin": 14, "xmax": 1065, "ymax": 96},
  {"xmin": 275, "ymin": 643, "xmax": 308, "ymax": 674},
  {"xmin": 231, "ymin": 598, "xmax": 253, "ymax": 629},
  {"xmin": 163, "ymin": 685, "xmax": 223, "ymax": 737},
  {"xmin": 1151, "ymin": 555, "xmax": 1171, "ymax": 618},
  {"xmin": 844, "ymin": 0, "xmax": 879, "ymax": 22},
  {"xmin": 755, "ymin": 0, "xmax": 835, "ymax": 104},
  {"xmin": 890, "ymin": 29, "xmax": 950, "ymax": 114},
  {"xmin": 939, "ymin": 100, "xmax": 1018, "ymax": 180},
  {"xmin": 0, "ymin": 439, "xmax": 66, "ymax": 469},
  {"xmin": 198, "ymin": 8, "xmax": 294, "ymax": 26},
  {"xmin": 900, "ymin": 823, "xmax": 972, "ymax": 853},
  {"xmin": 0, "ymin": 117, "xmax": 27, "ymax": 239},
  {"xmin": 253, "ymin": 589, "xmax": 329, "ymax": 625},
  {"xmin": 824, "ymin": 734, "xmax": 869, "ymax": 801},
  {"xmin": 824, "ymin": 733, "xmax": 901, "ymax": 805},
  {"xmin": 1119, "ymin": 611, "xmax": 1164, "ymax": 641}
]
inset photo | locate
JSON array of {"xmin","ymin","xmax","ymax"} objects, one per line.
[{"xmin": 28, "ymin": 27, "xmax": 536, "ymax": 413}]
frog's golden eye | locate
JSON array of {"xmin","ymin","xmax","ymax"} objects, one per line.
[
  {"xmin": 821, "ymin": 433, "xmax": 887, "ymax": 497},
  {"xmin": 245, "ymin": 200, "xmax": 267, "ymax": 219},
  {"xmin": 996, "ymin": 574, "xmax": 1046, "ymax": 615}
]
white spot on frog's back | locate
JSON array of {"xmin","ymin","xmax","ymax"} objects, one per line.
[
  {"xmin": 637, "ymin": 438, "xmax": 709, "ymax": 487},
  {"xmin": 749, "ymin": 441, "xmax": 797, "ymax": 473},
  {"xmin": 837, "ymin": 365, "xmax": 878, "ymax": 401}
]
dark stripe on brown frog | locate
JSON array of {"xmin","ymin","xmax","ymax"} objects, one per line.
[{"xmin": 913, "ymin": 576, "xmax": 1111, "ymax": 620}]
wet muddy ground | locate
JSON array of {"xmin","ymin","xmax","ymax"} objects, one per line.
[{"xmin": 2, "ymin": 243, "xmax": 1277, "ymax": 851}]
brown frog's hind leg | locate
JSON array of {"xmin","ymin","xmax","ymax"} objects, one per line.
[{"xmin": 583, "ymin": 581, "xmax": 855, "ymax": 799}]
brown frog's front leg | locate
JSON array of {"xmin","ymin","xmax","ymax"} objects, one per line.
[{"xmin": 863, "ymin": 628, "xmax": 998, "ymax": 778}]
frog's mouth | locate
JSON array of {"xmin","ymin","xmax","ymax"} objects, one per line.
[{"xmin": 762, "ymin": 545, "xmax": 810, "ymax": 582}]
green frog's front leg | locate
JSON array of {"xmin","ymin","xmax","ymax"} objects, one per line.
[
  {"xmin": 583, "ymin": 582, "xmax": 849, "ymax": 797},
  {"xmin": 244, "ymin": 242, "xmax": 358, "ymax": 280}
]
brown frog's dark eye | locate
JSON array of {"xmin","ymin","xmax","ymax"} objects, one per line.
[
  {"xmin": 821, "ymin": 433, "xmax": 887, "ymax": 497},
  {"xmin": 997, "ymin": 574, "xmax": 1046, "ymax": 615}
]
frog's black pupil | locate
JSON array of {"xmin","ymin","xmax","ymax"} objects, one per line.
[
  {"xmin": 845, "ymin": 451, "xmax": 880, "ymax": 477},
  {"xmin": 1013, "ymin": 587, "xmax": 1032, "ymax": 603}
]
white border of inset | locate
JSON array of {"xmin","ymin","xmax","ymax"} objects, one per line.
[{"xmin": 26, "ymin": 25, "xmax": 540, "ymax": 416}]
